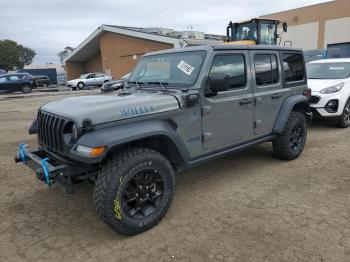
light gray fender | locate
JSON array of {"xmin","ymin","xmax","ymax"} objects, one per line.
[{"xmin": 273, "ymin": 95, "xmax": 311, "ymax": 134}]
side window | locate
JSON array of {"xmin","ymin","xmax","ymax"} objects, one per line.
[
  {"xmin": 88, "ymin": 74, "xmax": 95, "ymax": 79},
  {"xmin": 209, "ymin": 54, "xmax": 246, "ymax": 90},
  {"xmin": 283, "ymin": 53, "xmax": 305, "ymax": 82},
  {"xmin": 95, "ymin": 73, "xmax": 104, "ymax": 78},
  {"xmin": 259, "ymin": 23, "xmax": 277, "ymax": 45},
  {"xmin": 9, "ymin": 75, "xmax": 20, "ymax": 81},
  {"xmin": 254, "ymin": 54, "xmax": 279, "ymax": 86},
  {"xmin": 0, "ymin": 76, "xmax": 7, "ymax": 83}
]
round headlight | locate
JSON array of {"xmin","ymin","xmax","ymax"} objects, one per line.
[{"xmin": 63, "ymin": 122, "xmax": 79, "ymax": 145}]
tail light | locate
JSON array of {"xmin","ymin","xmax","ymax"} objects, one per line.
[{"xmin": 303, "ymin": 88, "xmax": 312, "ymax": 98}]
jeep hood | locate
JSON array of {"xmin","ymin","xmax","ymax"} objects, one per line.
[{"xmin": 40, "ymin": 92, "xmax": 180, "ymax": 126}]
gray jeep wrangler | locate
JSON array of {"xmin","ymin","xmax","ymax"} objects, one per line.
[{"xmin": 15, "ymin": 44, "xmax": 312, "ymax": 235}]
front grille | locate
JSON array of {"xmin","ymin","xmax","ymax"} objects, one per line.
[
  {"xmin": 309, "ymin": 95, "xmax": 320, "ymax": 104},
  {"xmin": 37, "ymin": 110, "xmax": 67, "ymax": 154}
]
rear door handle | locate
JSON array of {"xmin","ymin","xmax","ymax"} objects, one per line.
[
  {"xmin": 271, "ymin": 94, "xmax": 282, "ymax": 99},
  {"xmin": 239, "ymin": 99, "xmax": 253, "ymax": 105}
]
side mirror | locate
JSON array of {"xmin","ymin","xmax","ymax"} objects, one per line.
[
  {"xmin": 283, "ymin": 22, "xmax": 288, "ymax": 33},
  {"xmin": 208, "ymin": 73, "xmax": 229, "ymax": 93}
]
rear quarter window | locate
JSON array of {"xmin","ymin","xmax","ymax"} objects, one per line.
[{"xmin": 282, "ymin": 53, "xmax": 305, "ymax": 83}]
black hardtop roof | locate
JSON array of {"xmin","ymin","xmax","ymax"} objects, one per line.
[{"xmin": 144, "ymin": 44, "xmax": 302, "ymax": 56}]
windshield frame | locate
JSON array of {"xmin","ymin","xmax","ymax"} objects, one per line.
[
  {"xmin": 128, "ymin": 50, "xmax": 207, "ymax": 89},
  {"xmin": 306, "ymin": 62, "xmax": 350, "ymax": 80}
]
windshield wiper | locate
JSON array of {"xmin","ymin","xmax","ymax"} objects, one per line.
[
  {"xmin": 147, "ymin": 81, "xmax": 169, "ymax": 91},
  {"xmin": 127, "ymin": 81, "xmax": 144, "ymax": 88}
]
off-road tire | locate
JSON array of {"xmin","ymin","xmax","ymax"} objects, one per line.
[
  {"xmin": 22, "ymin": 85, "xmax": 32, "ymax": 93},
  {"xmin": 273, "ymin": 112, "xmax": 307, "ymax": 160},
  {"xmin": 93, "ymin": 148, "xmax": 175, "ymax": 235},
  {"xmin": 337, "ymin": 100, "xmax": 350, "ymax": 128}
]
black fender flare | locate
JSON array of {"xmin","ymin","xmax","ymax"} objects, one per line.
[
  {"xmin": 71, "ymin": 120, "xmax": 190, "ymax": 164},
  {"xmin": 273, "ymin": 95, "xmax": 311, "ymax": 134}
]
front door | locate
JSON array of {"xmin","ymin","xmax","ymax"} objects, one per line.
[
  {"xmin": 85, "ymin": 74, "xmax": 96, "ymax": 86},
  {"xmin": 8, "ymin": 75, "xmax": 22, "ymax": 92},
  {"xmin": 0, "ymin": 75, "xmax": 8, "ymax": 93},
  {"xmin": 202, "ymin": 51, "xmax": 254, "ymax": 150},
  {"xmin": 250, "ymin": 51, "xmax": 284, "ymax": 135}
]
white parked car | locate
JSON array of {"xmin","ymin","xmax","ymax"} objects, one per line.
[
  {"xmin": 66, "ymin": 72, "xmax": 112, "ymax": 90},
  {"xmin": 307, "ymin": 58, "xmax": 350, "ymax": 127}
]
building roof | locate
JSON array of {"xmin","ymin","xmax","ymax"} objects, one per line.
[{"xmin": 64, "ymin": 25, "xmax": 187, "ymax": 62}]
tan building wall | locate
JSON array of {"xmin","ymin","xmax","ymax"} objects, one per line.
[
  {"xmin": 85, "ymin": 51, "xmax": 103, "ymax": 73},
  {"xmin": 324, "ymin": 17, "xmax": 350, "ymax": 47},
  {"xmin": 65, "ymin": 61, "xmax": 85, "ymax": 80},
  {"xmin": 261, "ymin": 0, "xmax": 350, "ymax": 49},
  {"xmin": 99, "ymin": 32, "xmax": 173, "ymax": 79}
]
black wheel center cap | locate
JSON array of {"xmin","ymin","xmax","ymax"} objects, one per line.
[{"xmin": 122, "ymin": 169, "xmax": 164, "ymax": 218}]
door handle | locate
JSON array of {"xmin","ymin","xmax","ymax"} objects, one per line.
[
  {"xmin": 272, "ymin": 94, "xmax": 282, "ymax": 99},
  {"xmin": 239, "ymin": 99, "xmax": 253, "ymax": 105}
]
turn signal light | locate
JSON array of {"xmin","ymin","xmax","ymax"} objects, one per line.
[{"xmin": 91, "ymin": 147, "xmax": 106, "ymax": 157}]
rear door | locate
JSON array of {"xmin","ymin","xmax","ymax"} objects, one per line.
[
  {"xmin": 250, "ymin": 50, "xmax": 284, "ymax": 135},
  {"xmin": 202, "ymin": 50, "xmax": 254, "ymax": 150},
  {"xmin": 95, "ymin": 73, "xmax": 105, "ymax": 85}
]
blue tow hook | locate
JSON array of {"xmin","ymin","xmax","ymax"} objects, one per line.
[
  {"xmin": 19, "ymin": 143, "xmax": 26, "ymax": 164},
  {"xmin": 41, "ymin": 158, "xmax": 51, "ymax": 186}
]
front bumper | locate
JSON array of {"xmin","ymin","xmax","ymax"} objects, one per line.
[
  {"xmin": 14, "ymin": 144, "xmax": 98, "ymax": 193},
  {"xmin": 15, "ymin": 144, "xmax": 67, "ymax": 185},
  {"xmin": 310, "ymin": 92, "xmax": 344, "ymax": 117}
]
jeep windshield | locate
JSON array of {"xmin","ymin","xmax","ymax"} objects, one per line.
[
  {"xmin": 307, "ymin": 62, "xmax": 350, "ymax": 79},
  {"xmin": 128, "ymin": 51, "xmax": 206, "ymax": 88}
]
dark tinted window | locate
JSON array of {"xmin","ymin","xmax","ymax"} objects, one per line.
[
  {"xmin": 0, "ymin": 76, "xmax": 7, "ymax": 83},
  {"xmin": 283, "ymin": 53, "xmax": 305, "ymax": 82},
  {"xmin": 254, "ymin": 54, "xmax": 279, "ymax": 86},
  {"xmin": 209, "ymin": 54, "xmax": 246, "ymax": 90}
]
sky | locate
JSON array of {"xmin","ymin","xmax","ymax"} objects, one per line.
[{"xmin": 0, "ymin": 0, "xmax": 331, "ymax": 64}]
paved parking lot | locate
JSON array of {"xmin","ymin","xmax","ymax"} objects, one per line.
[{"xmin": 1, "ymin": 91, "xmax": 350, "ymax": 262}]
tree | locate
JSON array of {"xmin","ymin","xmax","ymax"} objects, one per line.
[
  {"xmin": 0, "ymin": 39, "xmax": 36, "ymax": 71},
  {"xmin": 57, "ymin": 46, "xmax": 74, "ymax": 64}
]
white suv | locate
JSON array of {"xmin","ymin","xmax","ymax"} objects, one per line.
[
  {"xmin": 307, "ymin": 58, "xmax": 350, "ymax": 127},
  {"xmin": 67, "ymin": 72, "xmax": 112, "ymax": 90}
]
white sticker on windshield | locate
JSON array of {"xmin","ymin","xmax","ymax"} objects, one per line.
[
  {"xmin": 329, "ymin": 67, "xmax": 344, "ymax": 70},
  {"xmin": 177, "ymin": 60, "xmax": 195, "ymax": 75}
]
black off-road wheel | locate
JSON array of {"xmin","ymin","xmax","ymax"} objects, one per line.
[
  {"xmin": 337, "ymin": 100, "xmax": 350, "ymax": 128},
  {"xmin": 273, "ymin": 112, "xmax": 307, "ymax": 160},
  {"xmin": 93, "ymin": 148, "xmax": 175, "ymax": 235}
]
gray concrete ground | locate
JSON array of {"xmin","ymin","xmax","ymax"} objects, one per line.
[{"xmin": 0, "ymin": 91, "xmax": 350, "ymax": 262}]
